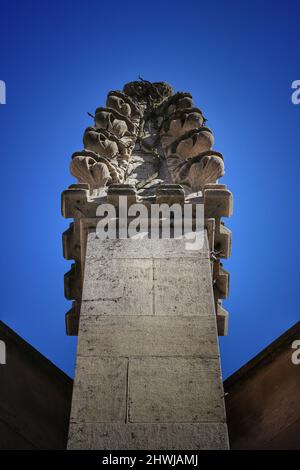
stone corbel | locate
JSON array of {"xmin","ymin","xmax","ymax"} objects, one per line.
[
  {"xmin": 64, "ymin": 261, "xmax": 83, "ymax": 302},
  {"xmin": 155, "ymin": 184, "xmax": 185, "ymax": 205},
  {"xmin": 65, "ymin": 301, "xmax": 80, "ymax": 336},
  {"xmin": 106, "ymin": 183, "xmax": 137, "ymax": 206},
  {"xmin": 61, "ymin": 184, "xmax": 102, "ymax": 219},
  {"xmin": 216, "ymin": 302, "xmax": 229, "ymax": 336}
]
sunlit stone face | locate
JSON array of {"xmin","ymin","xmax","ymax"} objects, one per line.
[
  {"xmin": 107, "ymin": 94, "xmax": 131, "ymax": 117},
  {"xmin": 167, "ymin": 129, "xmax": 214, "ymax": 159},
  {"xmin": 83, "ymin": 128, "xmax": 119, "ymax": 158},
  {"xmin": 188, "ymin": 154, "xmax": 225, "ymax": 190},
  {"xmin": 70, "ymin": 154, "xmax": 112, "ymax": 190},
  {"xmin": 94, "ymin": 109, "xmax": 129, "ymax": 138}
]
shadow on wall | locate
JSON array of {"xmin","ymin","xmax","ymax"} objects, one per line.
[{"xmin": 0, "ymin": 321, "xmax": 72, "ymax": 450}]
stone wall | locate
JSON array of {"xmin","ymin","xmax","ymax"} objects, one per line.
[
  {"xmin": 0, "ymin": 321, "xmax": 72, "ymax": 450},
  {"xmin": 224, "ymin": 321, "xmax": 300, "ymax": 450}
]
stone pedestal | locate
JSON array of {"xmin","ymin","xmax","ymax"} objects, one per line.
[
  {"xmin": 67, "ymin": 233, "xmax": 229, "ymax": 449},
  {"xmin": 62, "ymin": 80, "xmax": 233, "ymax": 450}
]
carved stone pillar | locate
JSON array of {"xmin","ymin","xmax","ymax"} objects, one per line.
[{"xmin": 62, "ymin": 80, "xmax": 233, "ymax": 449}]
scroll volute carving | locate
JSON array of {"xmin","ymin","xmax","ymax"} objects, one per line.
[
  {"xmin": 167, "ymin": 151, "xmax": 224, "ymax": 191},
  {"xmin": 160, "ymin": 108, "xmax": 205, "ymax": 149},
  {"xmin": 165, "ymin": 127, "xmax": 214, "ymax": 158},
  {"xmin": 123, "ymin": 81, "xmax": 173, "ymax": 103},
  {"xmin": 156, "ymin": 92, "xmax": 194, "ymax": 117},
  {"xmin": 161, "ymin": 108, "xmax": 205, "ymax": 136},
  {"xmin": 70, "ymin": 150, "xmax": 124, "ymax": 191},
  {"xmin": 94, "ymin": 107, "xmax": 136, "ymax": 138},
  {"xmin": 106, "ymin": 91, "xmax": 142, "ymax": 125},
  {"xmin": 83, "ymin": 127, "xmax": 133, "ymax": 160},
  {"xmin": 83, "ymin": 128, "xmax": 119, "ymax": 158},
  {"xmin": 69, "ymin": 80, "xmax": 226, "ymax": 194},
  {"xmin": 186, "ymin": 151, "xmax": 224, "ymax": 190}
]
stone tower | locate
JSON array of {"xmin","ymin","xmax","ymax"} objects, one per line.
[{"xmin": 62, "ymin": 80, "xmax": 233, "ymax": 449}]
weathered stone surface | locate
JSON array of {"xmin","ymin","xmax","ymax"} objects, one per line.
[
  {"xmin": 70, "ymin": 357, "xmax": 128, "ymax": 423},
  {"xmin": 65, "ymin": 301, "xmax": 80, "ymax": 336},
  {"xmin": 85, "ymin": 232, "xmax": 210, "ymax": 260},
  {"xmin": 82, "ymin": 258, "xmax": 153, "ymax": 311},
  {"xmin": 154, "ymin": 258, "xmax": 215, "ymax": 316},
  {"xmin": 155, "ymin": 184, "xmax": 185, "ymax": 204},
  {"xmin": 128, "ymin": 357, "xmax": 226, "ymax": 423},
  {"xmin": 167, "ymin": 151, "xmax": 224, "ymax": 191},
  {"xmin": 70, "ymin": 152, "xmax": 113, "ymax": 191},
  {"xmin": 77, "ymin": 315, "xmax": 219, "ymax": 357},
  {"xmin": 61, "ymin": 187, "xmax": 100, "ymax": 219},
  {"xmin": 106, "ymin": 183, "xmax": 137, "ymax": 206},
  {"xmin": 214, "ymin": 263, "xmax": 230, "ymax": 299},
  {"xmin": 62, "ymin": 223, "xmax": 74, "ymax": 260},
  {"xmin": 217, "ymin": 304, "xmax": 229, "ymax": 336},
  {"xmin": 215, "ymin": 223, "xmax": 232, "ymax": 259},
  {"xmin": 68, "ymin": 422, "xmax": 229, "ymax": 450},
  {"xmin": 204, "ymin": 187, "xmax": 233, "ymax": 218},
  {"xmin": 82, "ymin": 254, "xmax": 214, "ymax": 317},
  {"xmin": 64, "ymin": 262, "xmax": 82, "ymax": 301},
  {"xmin": 165, "ymin": 128, "xmax": 214, "ymax": 158}
]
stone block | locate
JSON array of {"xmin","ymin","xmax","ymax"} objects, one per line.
[
  {"xmin": 81, "ymin": 258, "xmax": 153, "ymax": 314},
  {"xmin": 107, "ymin": 183, "xmax": 137, "ymax": 206},
  {"xmin": 65, "ymin": 301, "xmax": 80, "ymax": 336},
  {"xmin": 61, "ymin": 187, "xmax": 99, "ymax": 219},
  {"xmin": 85, "ymin": 232, "xmax": 210, "ymax": 260},
  {"xmin": 217, "ymin": 304, "xmax": 229, "ymax": 336},
  {"xmin": 215, "ymin": 223, "xmax": 232, "ymax": 259},
  {"xmin": 64, "ymin": 262, "xmax": 82, "ymax": 301},
  {"xmin": 155, "ymin": 184, "xmax": 185, "ymax": 204},
  {"xmin": 68, "ymin": 422, "xmax": 229, "ymax": 450},
  {"xmin": 77, "ymin": 315, "xmax": 219, "ymax": 358},
  {"xmin": 214, "ymin": 263, "xmax": 230, "ymax": 299},
  {"xmin": 204, "ymin": 188, "xmax": 233, "ymax": 218},
  {"xmin": 205, "ymin": 217, "xmax": 215, "ymax": 252},
  {"xmin": 62, "ymin": 223, "xmax": 74, "ymax": 260},
  {"xmin": 70, "ymin": 357, "xmax": 128, "ymax": 423},
  {"xmin": 154, "ymin": 258, "xmax": 215, "ymax": 316},
  {"xmin": 128, "ymin": 357, "xmax": 226, "ymax": 423}
]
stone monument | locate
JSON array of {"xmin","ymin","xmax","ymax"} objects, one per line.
[{"xmin": 62, "ymin": 79, "xmax": 233, "ymax": 449}]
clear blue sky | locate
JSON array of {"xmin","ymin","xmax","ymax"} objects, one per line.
[{"xmin": 0, "ymin": 0, "xmax": 299, "ymax": 379}]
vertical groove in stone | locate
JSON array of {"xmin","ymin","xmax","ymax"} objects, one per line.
[
  {"xmin": 125, "ymin": 357, "xmax": 129, "ymax": 424},
  {"xmin": 152, "ymin": 258, "xmax": 155, "ymax": 316}
]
